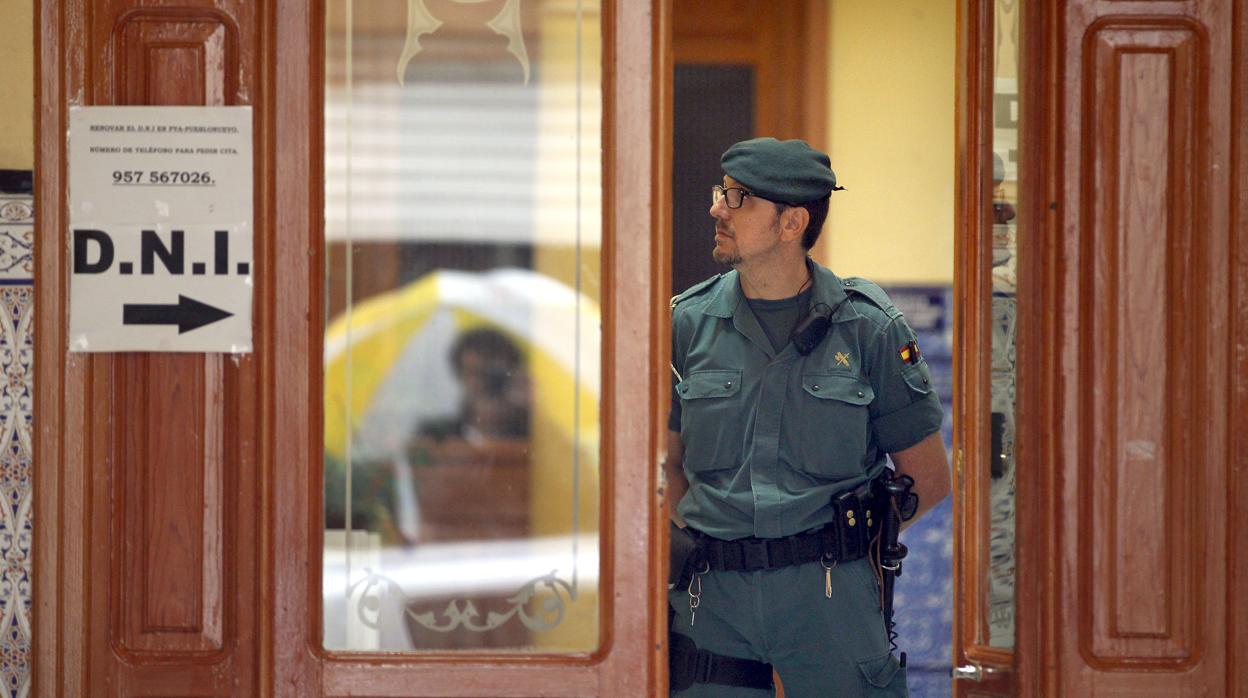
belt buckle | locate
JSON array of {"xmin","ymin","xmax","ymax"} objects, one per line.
[{"xmin": 740, "ymin": 539, "xmax": 770, "ymax": 571}]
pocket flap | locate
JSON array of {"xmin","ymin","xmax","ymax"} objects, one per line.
[
  {"xmin": 676, "ymin": 369, "xmax": 742, "ymax": 399},
  {"xmin": 856, "ymin": 651, "xmax": 904, "ymax": 689},
  {"xmin": 803, "ymin": 373, "xmax": 874, "ymax": 405},
  {"xmin": 901, "ymin": 361, "xmax": 933, "ymax": 395}
]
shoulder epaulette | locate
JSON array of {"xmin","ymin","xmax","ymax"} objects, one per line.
[
  {"xmin": 841, "ymin": 277, "xmax": 901, "ymax": 319},
  {"xmin": 670, "ymin": 274, "xmax": 722, "ymax": 309}
]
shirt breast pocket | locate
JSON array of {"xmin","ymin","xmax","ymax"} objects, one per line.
[
  {"xmin": 796, "ymin": 373, "xmax": 874, "ymax": 479},
  {"xmin": 677, "ymin": 369, "xmax": 743, "ymax": 472}
]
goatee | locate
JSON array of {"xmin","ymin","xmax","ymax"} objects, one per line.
[{"xmin": 712, "ymin": 249, "xmax": 742, "ymax": 266}]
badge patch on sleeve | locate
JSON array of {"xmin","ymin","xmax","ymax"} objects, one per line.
[{"xmin": 899, "ymin": 339, "xmax": 922, "ymax": 365}]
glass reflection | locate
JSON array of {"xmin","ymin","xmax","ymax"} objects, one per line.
[
  {"xmin": 988, "ymin": 0, "xmax": 1019, "ymax": 650},
  {"xmin": 323, "ymin": 0, "xmax": 601, "ymax": 653}
]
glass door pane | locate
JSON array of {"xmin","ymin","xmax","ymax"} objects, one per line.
[
  {"xmin": 987, "ymin": 0, "xmax": 1019, "ymax": 650},
  {"xmin": 322, "ymin": 0, "xmax": 602, "ymax": 653}
]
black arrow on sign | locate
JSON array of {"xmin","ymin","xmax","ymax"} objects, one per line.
[{"xmin": 122, "ymin": 295, "xmax": 233, "ymax": 334}]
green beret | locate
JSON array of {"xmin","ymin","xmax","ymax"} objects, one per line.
[{"xmin": 721, "ymin": 137, "xmax": 843, "ymax": 205}]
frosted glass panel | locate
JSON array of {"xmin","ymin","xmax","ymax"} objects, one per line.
[{"xmin": 322, "ymin": 0, "xmax": 601, "ymax": 653}]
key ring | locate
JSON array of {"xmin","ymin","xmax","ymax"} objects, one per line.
[{"xmin": 687, "ymin": 560, "xmax": 709, "ymax": 625}]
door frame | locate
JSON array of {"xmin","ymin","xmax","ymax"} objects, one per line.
[{"xmin": 952, "ymin": 0, "xmax": 1045, "ymax": 694}]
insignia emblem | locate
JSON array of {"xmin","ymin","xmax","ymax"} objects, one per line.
[
  {"xmin": 899, "ymin": 339, "xmax": 922, "ymax": 365},
  {"xmin": 834, "ymin": 351, "xmax": 851, "ymax": 368}
]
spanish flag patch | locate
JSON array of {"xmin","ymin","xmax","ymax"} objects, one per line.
[{"xmin": 899, "ymin": 339, "xmax": 922, "ymax": 365}]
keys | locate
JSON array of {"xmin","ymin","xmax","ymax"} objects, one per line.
[
  {"xmin": 822, "ymin": 556, "xmax": 837, "ymax": 599},
  {"xmin": 687, "ymin": 568, "xmax": 704, "ymax": 626}
]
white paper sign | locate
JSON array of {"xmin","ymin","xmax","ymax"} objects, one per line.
[{"xmin": 69, "ymin": 106, "xmax": 253, "ymax": 352}]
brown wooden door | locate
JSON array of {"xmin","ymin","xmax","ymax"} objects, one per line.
[
  {"xmin": 1040, "ymin": 0, "xmax": 1248, "ymax": 694},
  {"xmin": 34, "ymin": 1, "xmax": 670, "ymax": 695},
  {"xmin": 955, "ymin": 0, "xmax": 1248, "ymax": 696}
]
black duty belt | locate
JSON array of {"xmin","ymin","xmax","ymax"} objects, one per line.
[{"xmin": 696, "ymin": 484, "xmax": 876, "ymax": 572}]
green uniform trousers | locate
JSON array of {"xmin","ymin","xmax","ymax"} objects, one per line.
[{"xmin": 668, "ymin": 558, "xmax": 907, "ymax": 697}]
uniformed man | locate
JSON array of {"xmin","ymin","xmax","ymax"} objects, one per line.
[{"xmin": 664, "ymin": 137, "xmax": 951, "ymax": 697}]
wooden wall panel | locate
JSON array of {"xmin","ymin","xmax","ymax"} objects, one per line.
[{"xmin": 1052, "ymin": 1, "xmax": 1240, "ymax": 694}]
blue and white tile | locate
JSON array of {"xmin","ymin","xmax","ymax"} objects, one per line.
[{"xmin": 0, "ymin": 190, "xmax": 32, "ymax": 698}]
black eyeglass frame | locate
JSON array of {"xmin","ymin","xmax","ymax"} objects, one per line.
[{"xmin": 711, "ymin": 184, "xmax": 787, "ymax": 209}]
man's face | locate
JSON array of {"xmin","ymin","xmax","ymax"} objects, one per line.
[
  {"xmin": 457, "ymin": 348, "xmax": 530, "ymax": 437},
  {"xmin": 709, "ymin": 175, "xmax": 785, "ymax": 266}
]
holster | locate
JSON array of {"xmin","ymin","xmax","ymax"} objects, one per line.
[
  {"xmin": 668, "ymin": 629, "xmax": 774, "ymax": 692},
  {"xmin": 668, "ymin": 521, "xmax": 703, "ymax": 590}
]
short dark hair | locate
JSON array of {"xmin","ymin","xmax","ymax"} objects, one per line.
[
  {"xmin": 799, "ymin": 196, "xmax": 831, "ymax": 250},
  {"xmin": 450, "ymin": 327, "xmax": 522, "ymax": 372},
  {"xmin": 777, "ymin": 196, "xmax": 831, "ymax": 250}
]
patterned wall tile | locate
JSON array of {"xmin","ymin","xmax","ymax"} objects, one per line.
[
  {"xmin": 0, "ymin": 190, "xmax": 32, "ymax": 698},
  {"xmin": 0, "ymin": 198, "xmax": 32, "ymax": 283},
  {"xmin": 885, "ymin": 285, "xmax": 955, "ymax": 697}
]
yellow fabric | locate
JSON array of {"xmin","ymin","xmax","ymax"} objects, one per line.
[{"xmin": 324, "ymin": 274, "xmax": 439, "ymax": 460}]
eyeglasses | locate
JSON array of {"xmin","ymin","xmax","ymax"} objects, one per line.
[{"xmin": 711, "ymin": 185, "xmax": 779, "ymax": 209}]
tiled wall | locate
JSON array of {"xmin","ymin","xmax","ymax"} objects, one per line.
[
  {"xmin": 0, "ymin": 190, "xmax": 32, "ymax": 698},
  {"xmin": 886, "ymin": 285, "xmax": 954, "ymax": 698}
]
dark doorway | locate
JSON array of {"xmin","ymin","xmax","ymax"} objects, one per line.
[
  {"xmin": 667, "ymin": 1, "xmax": 825, "ymax": 300},
  {"xmin": 670, "ymin": 65, "xmax": 754, "ymax": 296}
]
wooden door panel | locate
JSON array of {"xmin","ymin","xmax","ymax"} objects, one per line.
[
  {"xmin": 114, "ymin": 9, "xmax": 238, "ymax": 106},
  {"xmin": 1079, "ymin": 18, "xmax": 1207, "ymax": 668},
  {"xmin": 1048, "ymin": 0, "xmax": 1244, "ymax": 694},
  {"xmin": 113, "ymin": 355, "xmax": 226, "ymax": 656},
  {"xmin": 89, "ymin": 1, "xmax": 260, "ymax": 687},
  {"xmin": 37, "ymin": 1, "xmax": 260, "ymax": 695}
]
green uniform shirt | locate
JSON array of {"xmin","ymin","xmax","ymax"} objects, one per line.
[{"xmin": 670, "ymin": 261, "xmax": 943, "ymax": 541}]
